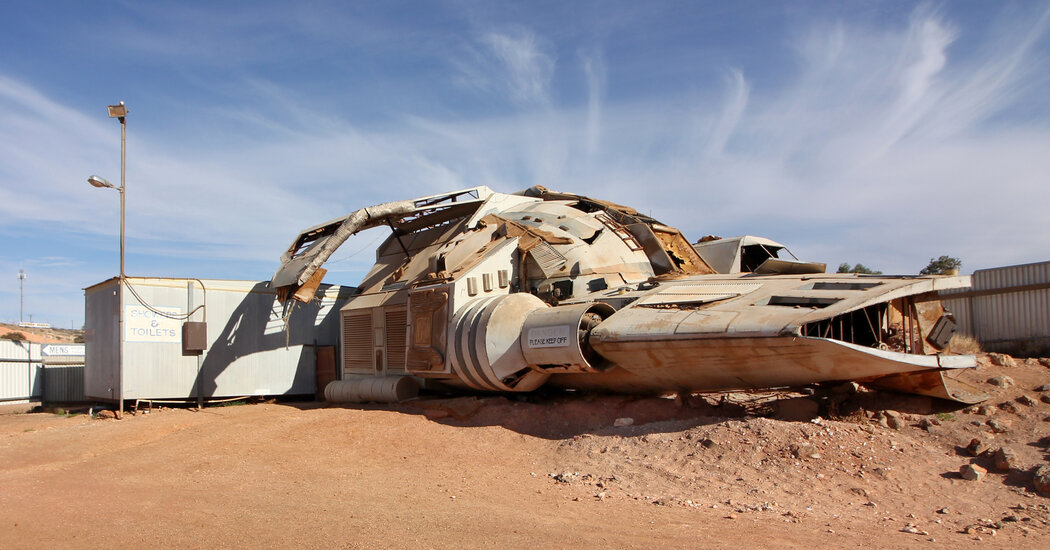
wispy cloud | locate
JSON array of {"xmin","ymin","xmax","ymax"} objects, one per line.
[
  {"xmin": 28, "ymin": 257, "xmax": 81, "ymax": 269},
  {"xmin": 483, "ymin": 29, "xmax": 556, "ymax": 105},
  {"xmin": 451, "ymin": 26, "xmax": 555, "ymax": 106},
  {"xmin": 703, "ymin": 69, "xmax": 750, "ymax": 161},
  {"xmin": 693, "ymin": 3, "xmax": 1050, "ymax": 272},
  {"xmin": 3, "ymin": 1, "xmax": 1050, "ymax": 326},
  {"xmin": 873, "ymin": 7, "xmax": 957, "ymax": 155},
  {"xmin": 580, "ymin": 47, "xmax": 606, "ymax": 156},
  {"xmin": 0, "ymin": 76, "xmax": 123, "ymax": 227}
]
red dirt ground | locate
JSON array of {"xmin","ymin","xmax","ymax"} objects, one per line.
[{"xmin": 1, "ymin": 353, "xmax": 1049, "ymax": 549}]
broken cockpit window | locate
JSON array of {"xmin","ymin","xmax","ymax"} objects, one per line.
[{"xmin": 693, "ymin": 235, "xmax": 826, "ymax": 275}]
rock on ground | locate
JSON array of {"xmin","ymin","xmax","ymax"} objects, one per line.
[
  {"xmin": 1034, "ymin": 464, "xmax": 1050, "ymax": 496},
  {"xmin": 992, "ymin": 447, "xmax": 1018, "ymax": 472},
  {"xmin": 961, "ymin": 464, "xmax": 987, "ymax": 481},
  {"xmin": 989, "ymin": 353, "xmax": 1016, "ymax": 368},
  {"xmin": 988, "ymin": 375, "xmax": 1015, "ymax": 388}
]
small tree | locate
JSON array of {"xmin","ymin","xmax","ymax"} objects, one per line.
[
  {"xmin": 920, "ymin": 255, "xmax": 962, "ymax": 275},
  {"xmin": 837, "ymin": 262, "xmax": 882, "ymax": 275},
  {"xmin": 1, "ymin": 331, "xmax": 27, "ymax": 342}
]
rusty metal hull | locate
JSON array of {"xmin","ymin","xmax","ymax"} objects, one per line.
[{"xmin": 271, "ymin": 185, "xmax": 986, "ymax": 403}]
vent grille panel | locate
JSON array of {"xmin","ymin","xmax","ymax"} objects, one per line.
[
  {"xmin": 529, "ymin": 242, "xmax": 567, "ymax": 277},
  {"xmin": 385, "ymin": 308, "xmax": 408, "ymax": 371},
  {"xmin": 343, "ymin": 313, "xmax": 373, "ymax": 372}
]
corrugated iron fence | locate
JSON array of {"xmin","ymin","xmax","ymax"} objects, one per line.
[
  {"xmin": 1, "ymin": 340, "xmax": 86, "ymax": 404},
  {"xmin": 940, "ymin": 261, "xmax": 1050, "ymax": 356}
]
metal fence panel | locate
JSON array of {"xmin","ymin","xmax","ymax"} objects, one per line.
[
  {"xmin": 972, "ymin": 262, "xmax": 1050, "ymax": 342},
  {"xmin": 940, "ymin": 261, "xmax": 1050, "ymax": 355},
  {"xmin": 941, "ymin": 291, "xmax": 974, "ymax": 335},
  {"xmin": 0, "ymin": 341, "xmax": 42, "ymax": 402},
  {"xmin": 43, "ymin": 365, "xmax": 86, "ymax": 403}
]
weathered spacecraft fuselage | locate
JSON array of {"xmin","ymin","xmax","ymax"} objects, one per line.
[{"xmin": 272, "ymin": 186, "xmax": 985, "ymax": 403}]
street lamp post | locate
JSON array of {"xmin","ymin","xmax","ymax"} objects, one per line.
[
  {"xmin": 113, "ymin": 102, "xmax": 126, "ymax": 278},
  {"xmin": 87, "ymin": 100, "xmax": 128, "ymax": 418},
  {"xmin": 88, "ymin": 101, "xmax": 127, "ymax": 277}
]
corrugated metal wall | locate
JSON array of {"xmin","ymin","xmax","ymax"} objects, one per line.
[
  {"xmin": 43, "ymin": 365, "xmax": 87, "ymax": 403},
  {"xmin": 2, "ymin": 341, "xmax": 87, "ymax": 403},
  {"xmin": 941, "ymin": 261, "xmax": 1050, "ymax": 355},
  {"xmin": 0, "ymin": 340, "xmax": 42, "ymax": 402}
]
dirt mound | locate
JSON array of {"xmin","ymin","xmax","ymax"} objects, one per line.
[{"xmin": 404, "ymin": 352, "xmax": 1050, "ymax": 541}]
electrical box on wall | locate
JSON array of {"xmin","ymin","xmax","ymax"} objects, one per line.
[{"xmin": 182, "ymin": 321, "xmax": 208, "ymax": 354}]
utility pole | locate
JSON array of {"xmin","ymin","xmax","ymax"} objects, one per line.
[{"xmin": 18, "ymin": 270, "xmax": 25, "ymax": 324}]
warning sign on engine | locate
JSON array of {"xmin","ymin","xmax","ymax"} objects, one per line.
[{"xmin": 527, "ymin": 325, "xmax": 572, "ymax": 348}]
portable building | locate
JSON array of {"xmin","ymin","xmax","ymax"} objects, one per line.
[{"xmin": 84, "ymin": 277, "xmax": 353, "ymax": 404}]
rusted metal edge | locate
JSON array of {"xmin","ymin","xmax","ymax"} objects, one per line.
[{"xmin": 864, "ymin": 369, "xmax": 989, "ymax": 404}]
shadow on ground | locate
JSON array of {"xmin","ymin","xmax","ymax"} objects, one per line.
[{"xmin": 295, "ymin": 384, "xmax": 967, "ymax": 440}]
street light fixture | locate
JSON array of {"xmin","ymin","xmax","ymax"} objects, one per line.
[
  {"xmin": 88, "ymin": 101, "xmax": 128, "ymax": 418},
  {"xmin": 87, "ymin": 175, "xmax": 115, "ymax": 189},
  {"xmin": 86, "ymin": 170, "xmax": 126, "ymax": 280},
  {"xmin": 107, "ymin": 103, "xmax": 128, "ymax": 118}
]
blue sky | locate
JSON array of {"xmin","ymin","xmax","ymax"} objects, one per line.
[{"xmin": 2, "ymin": 1, "xmax": 1049, "ymax": 327}]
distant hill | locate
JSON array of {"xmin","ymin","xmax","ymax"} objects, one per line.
[{"xmin": 0, "ymin": 322, "xmax": 83, "ymax": 344}]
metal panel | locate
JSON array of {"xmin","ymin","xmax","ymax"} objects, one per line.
[
  {"xmin": 43, "ymin": 365, "xmax": 86, "ymax": 403},
  {"xmin": 939, "ymin": 290, "xmax": 973, "ymax": 336},
  {"xmin": 940, "ymin": 261, "xmax": 1050, "ymax": 354},
  {"xmin": 343, "ymin": 312, "xmax": 373, "ymax": 373},
  {"xmin": 84, "ymin": 277, "xmax": 354, "ymax": 402},
  {"xmin": 84, "ymin": 278, "xmax": 120, "ymax": 401},
  {"xmin": 384, "ymin": 307, "xmax": 408, "ymax": 372},
  {"xmin": 0, "ymin": 340, "xmax": 42, "ymax": 361},
  {"xmin": 974, "ymin": 262, "xmax": 1050, "ymax": 341},
  {"xmin": 0, "ymin": 341, "xmax": 42, "ymax": 402},
  {"xmin": 528, "ymin": 242, "xmax": 567, "ymax": 277}
]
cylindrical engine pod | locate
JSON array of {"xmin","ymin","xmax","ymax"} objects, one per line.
[
  {"xmin": 520, "ymin": 302, "xmax": 615, "ymax": 373},
  {"xmin": 449, "ymin": 293, "xmax": 551, "ymax": 392}
]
